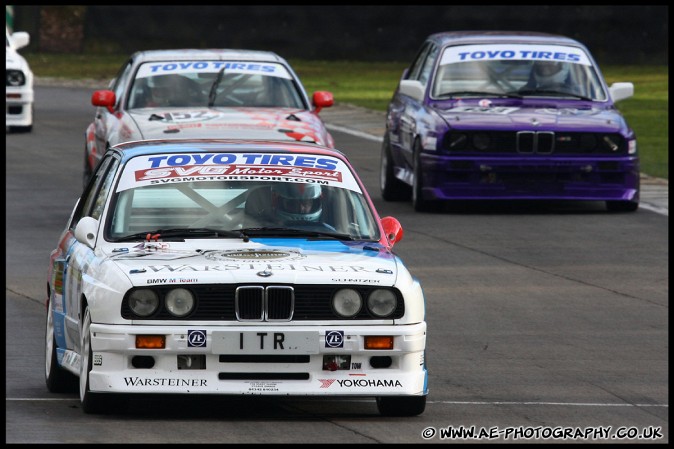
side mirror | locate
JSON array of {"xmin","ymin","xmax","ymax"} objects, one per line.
[
  {"xmin": 10, "ymin": 31, "xmax": 30, "ymax": 50},
  {"xmin": 381, "ymin": 216, "xmax": 403, "ymax": 246},
  {"xmin": 609, "ymin": 82, "xmax": 634, "ymax": 103},
  {"xmin": 91, "ymin": 90, "xmax": 116, "ymax": 114},
  {"xmin": 398, "ymin": 80, "xmax": 425, "ymax": 102},
  {"xmin": 312, "ymin": 91, "xmax": 334, "ymax": 114},
  {"xmin": 74, "ymin": 216, "xmax": 99, "ymax": 249}
]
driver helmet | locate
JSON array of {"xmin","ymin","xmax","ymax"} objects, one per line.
[
  {"xmin": 272, "ymin": 183, "xmax": 322, "ymax": 222},
  {"xmin": 150, "ymin": 75, "xmax": 182, "ymax": 106},
  {"xmin": 532, "ymin": 61, "xmax": 570, "ymax": 86}
]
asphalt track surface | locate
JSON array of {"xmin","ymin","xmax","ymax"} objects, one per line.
[{"xmin": 5, "ymin": 84, "xmax": 668, "ymax": 443}]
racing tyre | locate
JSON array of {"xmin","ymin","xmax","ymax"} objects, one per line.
[
  {"xmin": 376, "ymin": 395, "xmax": 427, "ymax": 417},
  {"xmin": 10, "ymin": 124, "xmax": 32, "ymax": 133},
  {"xmin": 606, "ymin": 200, "xmax": 639, "ymax": 212},
  {"xmin": 45, "ymin": 304, "xmax": 78, "ymax": 393},
  {"xmin": 380, "ymin": 134, "xmax": 411, "ymax": 201},
  {"xmin": 80, "ymin": 306, "xmax": 123, "ymax": 414},
  {"xmin": 412, "ymin": 140, "xmax": 436, "ymax": 212}
]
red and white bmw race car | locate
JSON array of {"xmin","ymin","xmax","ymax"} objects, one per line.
[{"xmin": 84, "ymin": 49, "xmax": 335, "ymax": 188}]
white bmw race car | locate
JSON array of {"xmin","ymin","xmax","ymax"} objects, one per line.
[
  {"xmin": 6, "ymin": 26, "xmax": 33, "ymax": 132},
  {"xmin": 46, "ymin": 138, "xmax": 428, "ymax": 416}
]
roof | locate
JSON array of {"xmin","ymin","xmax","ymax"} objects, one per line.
[
  {"xmin": 426, "ymin": 31, "xmax": 586, "ymax": 48},
  {"xmin": 129, "ymin": 48, "xmax": 288, "ymax": 64},
  {"xmin": 112, "ymin": 138, "xmax": 347, "ymax": 163}
]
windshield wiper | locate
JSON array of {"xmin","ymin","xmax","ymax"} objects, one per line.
[
  {"xmin": 208, "ymin": 67, "xmax": 226, "ymax": 107},
  {"xmin": 437, "ymin": 90, "xmax": 522, "ymax": 99},
  {"xmin": 238, "ymin": 227, "xmax": 354, "ymax": 240},
  {"xmin": 113, "ymin": 227, "xmax": 239, "ymax": 242},
  {"xmin": 516, "ymin": 89, "xmax": 593, "ymax": 101}
]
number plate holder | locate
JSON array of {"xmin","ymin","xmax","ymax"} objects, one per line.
[{"xmin": 211, "ymin": 331, "xmax": 319, "ymax": 354}]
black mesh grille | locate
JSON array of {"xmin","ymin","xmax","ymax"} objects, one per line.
[
  {"xmin": 444, "ymin": 131, "xmax": 627, "ymax": 155},
  {"xmin": 266, "ymin": 286, "xmax": 294, "ymax": 320},
  {"xmin": 122, "ymin": 284, "xmax": 404, "ymax": 321},
  {"xmin": 236, "ymin": 286, "xmax": 264, "ymax": 320}
]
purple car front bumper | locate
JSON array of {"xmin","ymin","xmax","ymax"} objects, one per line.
[{"xmin": 420, "ymin": 153, "xmax": 640, "ymax": 202}]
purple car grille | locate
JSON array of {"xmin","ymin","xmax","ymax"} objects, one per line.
[{"xmin": 444, "ymin": 131, "xmax": 627, "ymax": 155}]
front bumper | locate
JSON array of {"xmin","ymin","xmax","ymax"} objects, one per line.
[
  {"xmin": 88, "ymin": 322, "xmax": 428, "ymax": 396},
  {"xmin": 6, "ymin": 85, "xmax": 34, "ymax": 127},
  {"xmin": 420, "ymin": 153, "xmax": 640, "ymax": 201}
]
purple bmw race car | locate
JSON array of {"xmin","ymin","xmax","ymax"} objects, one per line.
[{"xmin": 380, "ymin": 31, "xmax": 639, "ymax": 212}]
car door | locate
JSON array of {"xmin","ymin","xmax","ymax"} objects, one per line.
[
  {"xmin": 60, "ymin": 154, "xmax": 120, "ymax": 352},
  {"xmin": 389, "ymin": 42, "xmax": 439, "ymax": 171}
]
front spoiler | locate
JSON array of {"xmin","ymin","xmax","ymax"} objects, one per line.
[
  {"xmin": 420, "ymin": 153, "xmax": 640, "ymax": 201},
  {"xmin": 87, "ymin": 322, "xmax": 428, "ymax": 396}
]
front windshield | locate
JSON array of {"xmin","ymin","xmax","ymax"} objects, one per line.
[
  {"xmin": 127, "ymin": 61, "xmax": 306, "ymax": 109},
  {"xmin": 431, "ymin": 44, "xmax": 607, "ymax": 101},
  {"xmin": 105, "ymin": 152, "xmax": 379, "ymax": 241}
]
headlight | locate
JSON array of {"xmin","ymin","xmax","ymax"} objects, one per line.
[
  {"xmin": 332, "ymin": 288, "xmax": 362, "ymax": 318},
  {"xmin": 367, "ymin": 289, "xmax": 397, "ymax": 317},
  {"xmin": 628, "ymin": 140, "xmax": 637, "ymax": 155},
  {"xmin": 6, "ymin": 70, "xmax": 26, "ymax": 87},
  {"xmin": 165, "ymin": 288, "xmax": 195, "ymax": 317},
  {"xmin": 128, "ymin": 289, "xmax": 160, "ymax": 317},
  {"xmin": 446, "ymin": 132, "xmax": 467, "ymax": 150},
  {"xmin": 472, "ymin": 133, "xmax": 491, "ymax": 151}
]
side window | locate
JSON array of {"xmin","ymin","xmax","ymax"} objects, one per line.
[
  {"xmin": 90, "ymin": 158, "xmax": 120, "ymax": 220},
  {"xmin": 111, "ymin": 59, "xmax": 134, "ymax": 108},
  {"xmin": 417, "ymin": 45, "xmax": 439, "ymax": 86},
  {"xmin": 70, "ymin": 155, "xmax": 118, "ymax": 228},
  {"xmin": 406, "ymin": 42, "xmax": 432, "ymax": 81}
]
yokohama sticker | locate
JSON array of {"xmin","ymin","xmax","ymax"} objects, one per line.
[{"xmin": 318, "ymin": 379, "xmax": 403, "ymax": 388}]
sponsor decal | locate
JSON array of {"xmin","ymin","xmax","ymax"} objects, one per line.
[
  {"xmin": 62, "ymin": 351, "xmax": 80, "ymax": 371},
  {"xmin": 117, "ymin": 153, "xmax": 362, "ymax": 194},
  {"xmin": 318, "ymin": 379, "xmax": 404, "ymax": 388},
  {"xmin": 325, "ymin": 330, "xmax": 344, "ymax": 348},
  {"xmin": 319, "ymin": 379, "xmax": 337, "ymax": 388},
  {"xmin": 246, "ymin": 381, "xmax": 279, "ymax": 392},
  {"xmin": 93, "ymin": 354, "xmax": 102, "ymax": 366},
  {"xmin": 123, "ymin": 377, "xmax": 208, "ymax": 387},
  {"xmin": 331, "ymin": 278, "xmax": 382, "ymax": 284},
  {"xmin": 447, "ymin": 106, "xmax": 519, "ymax": 114},
  {"xmin": 145, "ymin": 263, "xmax": 378, "ymax": 273},
  {"xmin": 536, "ymin": 108, "xmax": 601, "ymax": 116},
  {"xmin": 146, "ymin": 278, "xmax": 199, "ymax": 284},
  {"xmin": 136, "ymin": 61, "xmax": 293, "ymax": 80},
  {"xmin": 137, "ymin": 164, "xmax": 342, "ymax": 183},
  {"xmin": 205, "ymin": 249, "xmax": 306, "ymax": 262},
  {"xmin": 441, "ymin": 44, "xmax": 591, "ymax": 66},
  {"xmin": 188, "ymin": 330, "xmax": 207, "ymax": 347},
  {"xmin": 147, "ymin": 111, "xmax": 223, "ymax": 123}
]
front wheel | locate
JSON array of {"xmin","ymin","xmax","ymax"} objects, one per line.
[
  {"xmin": 376, "ymin": 395, "xmax": 427, "ymax": 417},
  {"xmin": 412, "ymin": 141, "xmax": 436, "ymax": 212},
  {"xmin": 380, "ymin": 134, "xmax": 411, "ymax": 201},
  {"xmin": 80, "ymin": 306, "xmax": 123, "ymax": 414},
  {"xmin": 606, "ymin": 200, "xmax": 639, "ymax": 212}
]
